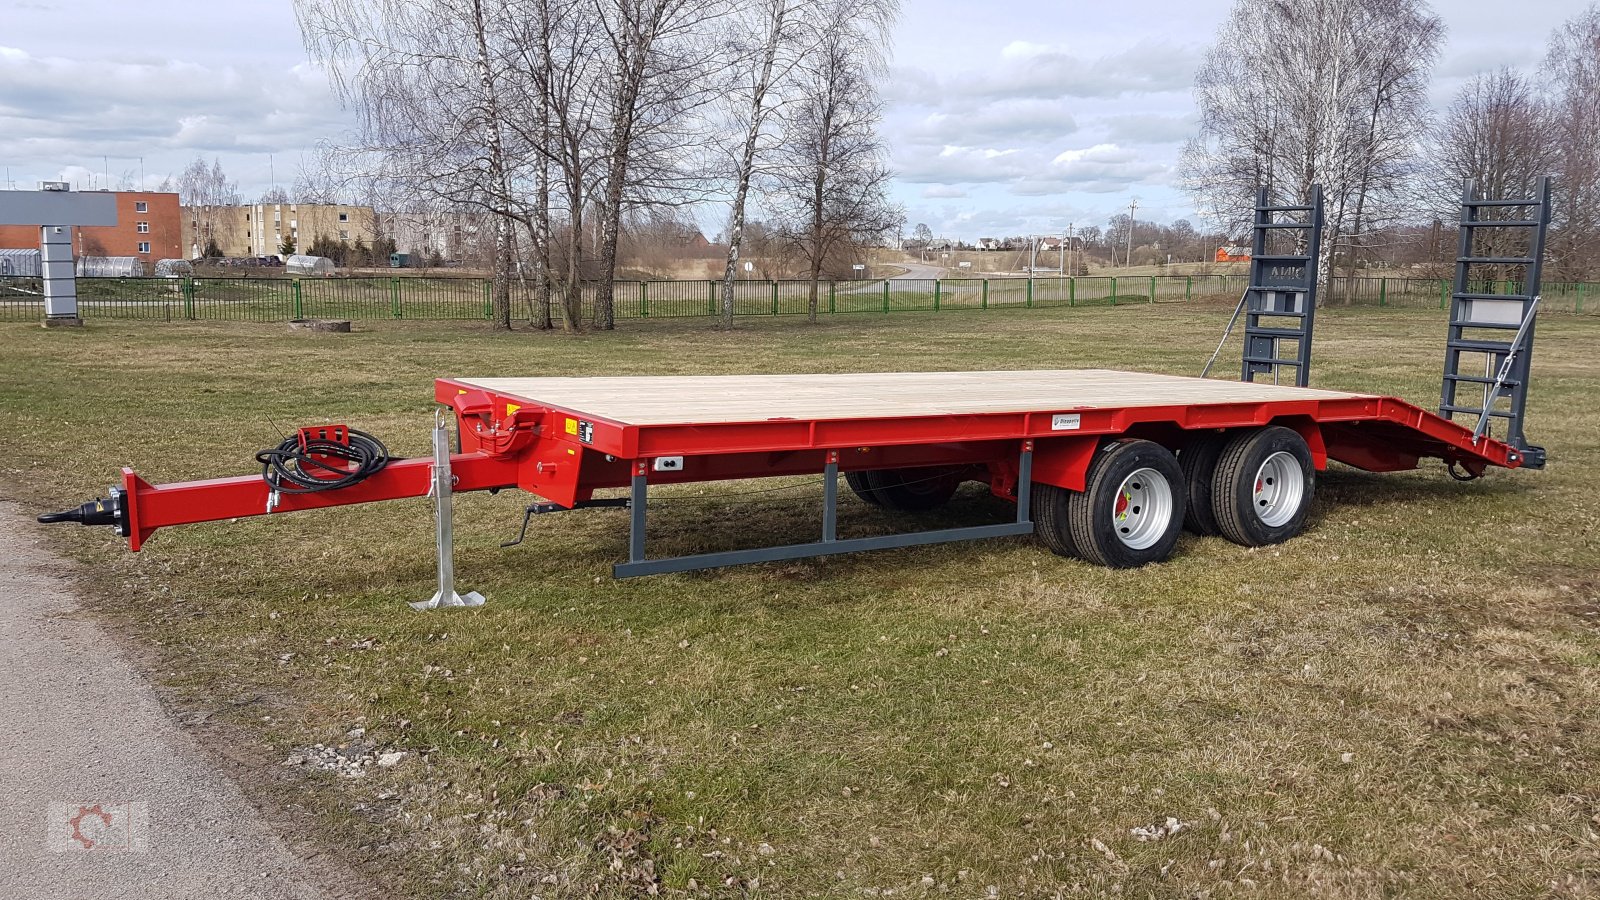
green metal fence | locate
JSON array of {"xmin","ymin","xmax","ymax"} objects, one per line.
[{"xmin": 2, "ymin": 274, "xmax": 1595, "ymax": 324}]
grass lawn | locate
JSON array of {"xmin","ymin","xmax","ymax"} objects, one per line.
[{"xmin": 2, "ymin": 304, "xmax": 1598, "ymax": 898}]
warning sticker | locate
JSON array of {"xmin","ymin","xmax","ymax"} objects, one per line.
[
  {"xmin": 1051, "ymin": 414, "xmax": 1081, "ymax": 431},
  {"xmin": 565, "ymin": 417, "xmax": 579, "ymax": 435}
]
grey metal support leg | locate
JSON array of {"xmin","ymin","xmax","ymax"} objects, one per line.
[
  {"xmin": 612, "ymin": 442, "xmax": 1038, "ymax": 579},
  {"xmin": 822, "ymin": 452, "xmax": 839, "ymax": 543},
  {"xmin": 629, "ymin": 465, "xmax": 648, "ymax": 563},
  {"xmin": 1017, "ymin": 441, "xmax": 1034, "ymax": 523}
]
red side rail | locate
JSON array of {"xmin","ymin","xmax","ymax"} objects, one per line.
[{"xmin": 119, "ymin": 453, "xmax": 521, "ymax": 550}]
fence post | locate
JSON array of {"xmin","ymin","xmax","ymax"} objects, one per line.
[
  {"xmin": 1578, "ymin": 282, "xmax": 1585, "ymax": 313},
  {"xmin": 292, "ymin": 280, "xmax": 303, "ymax": 319},
  {"xmin": 1110, "ymin": 276, "xmax": 1117, "ymax": 306},
  {"xmin": 1186, "ymin": 275, "xmax": 1192, "ymax": 301},
  {"xmin": 1379, "ymin": 277, "xmax": 1387, "ymax": 307},
  {"xmin": 182, "ymin": 276, "xmax": 194, "ymax": 319},
  {"xmin": 640, "ymin": 281, "xmax": 648, "ymax": 318},
  {"xmin": 1069, "ymin": 276, "xmax": 1076, "ymax": 307},
  {"xmin": 934, "ymin": 279, "xmax": 941, "ymax": 311},
  {"xmin": 981, "ymin": 279, "xmax": 988, "ymax": 310},
  {"xmin": 882, "ymin": 280, "xmax": 890, "ymax": 313},
  {"xmin": 771, "ymin": 280, "xmax": 779, "ymax": 315},
  {"xmin": 829, "ymin": 280, "xmax": 836, "ymax": 314},
  {"xmin": 708, "ymin": 280, "xmax": 716, "ymax": 316},
  {"xmin": 1440, "ymin": 279, "xmax": 1448, "ymax": 310},
  {"xmin": 1026, "ymin": 279, "xmax": 1033, "ymax": 308},
  {"xmin": 391, "ymin": 277, "xmax": 402, "ymax": 318},
  {"xmin": 482, "ymin": 280, "xmax": 491, "ymax": 318},
  {"xmin": 1149, "ymin": 275, "xmax": 1156, "ymax": 303}
]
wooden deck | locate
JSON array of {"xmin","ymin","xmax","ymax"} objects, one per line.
[{"xmin": 454, "ymin": 369, "xmax": 1373, "ymax": 427}]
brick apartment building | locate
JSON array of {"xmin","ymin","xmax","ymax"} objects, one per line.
[{"xmin": 0, "ymin": 190, "xmax": 182, "ymax": 261}]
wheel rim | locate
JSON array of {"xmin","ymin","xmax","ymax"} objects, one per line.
[
  {"xmin": 1252, "ymin": 451, "xmax": 1305, "ymax": 527},
  {"xmin": 1111, "ymin": 466, "xmax": 1173, "ymax": 550}
]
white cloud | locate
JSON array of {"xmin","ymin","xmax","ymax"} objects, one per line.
[
  {"xmin": 889, "ymin": 40, "xmax": 1200, "ymax": 105},
  {"xmin": 921, "ymin": 185, "xmax": 968, "ymax": 199},
  {"xmin": 0, "ymin": 46, "xmax": 348, "ymax": 192}
]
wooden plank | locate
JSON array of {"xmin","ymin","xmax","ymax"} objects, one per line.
[{"xmin": 454, "ymin": 369, "xmax": 1371, "ymax": 427}]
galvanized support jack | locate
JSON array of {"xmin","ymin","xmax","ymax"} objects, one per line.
[{"xmin": 412, "ymin": 409, "xmax": 485, "ymax": 610}]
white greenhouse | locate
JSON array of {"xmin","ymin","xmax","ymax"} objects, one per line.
[
  {"xmin": 77, "ymin": 256, "xmax": 145, "ymax": 278},
  {"xmin": 285, "ymin": 254, "xmax": 336, "ymax": 277},
  {"xmin": 0, "ymin": 248, "xmax": 41, "ymax": 277},
  {"xmin": 154, "ymin": 258, "xmax": 195, "ymax": 278}
]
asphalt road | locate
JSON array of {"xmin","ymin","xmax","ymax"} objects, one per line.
[
  {"xmin": 0, "ymin": 501, "xmax": 338, "ymax": 900},
  {"xmin": 891, "ymin": 261, "xmax": 945, "ymax": 280}
]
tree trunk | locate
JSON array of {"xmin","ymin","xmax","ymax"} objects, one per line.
[
  {"xmin": 470, "ymin": 0, "xmax": 513, "ymax": 331},
  {"xmin": 533, "ymin": 157, "xmax": 553, "ymax": 330},
  {"xmin": 721, "ymin": 0, "xmax": 787, "ymax": 329}
]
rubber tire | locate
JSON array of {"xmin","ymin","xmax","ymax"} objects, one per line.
[
  {"xmin": 1066, "ymin": 440, "xmax": 1186, "ymax": 569},
  {"xmin": 863, "ymin": 467, "xmax": 961, "ymax": 512},
  {"xmin": 844, "ymin": 471, "xmax": 883, "ymax": 506},
  {"xmin": 1032, "ymin": 482, "xmax": 1082, "ymax": 559},
  {"xmin": 1179, "ymin": 432, "xmax": 1230, "ymax": 536},
  {"xmin": 1212, "ymin": 426, "xmax": 1315, "ymax": 547}
]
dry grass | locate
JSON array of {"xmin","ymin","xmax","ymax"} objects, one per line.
[{"xmin": 2, "ymin": 304, "xmax": 1598, "ymax": 898}]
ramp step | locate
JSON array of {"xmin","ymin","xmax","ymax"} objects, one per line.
[
  {"xmin": 1253, "ymin": 254, "xmax": 1312, "ymax": 262},
  {"xmin": 1441, "ymin": 404, "xmax": 1514, "ymax": 418},
  {"xmin": 1245, "ymin": 327, "xmax": 1307, "ymax": 339},
  {"xmin": 1259, "ymin": 204, "xmax": 1315, "ymax": 212},
  {"xmin": 1464, "ymin": 198, "xmax": 1539, "ymax": 208},
  {"xmin": 1449, "ymin": 319, "xmax": 1521, "ymax": 330},
  {"xmin": 1445, "ymin": 374, "xmax": 1520, "ymax": 386},
  {"xmin": 1460, "ymin": 256, "xmax": 1536, "ymax": 265},
  {"xmin": 1460, "ymin": 219, "xmax": 1540, "ymax": 228},
  {"xmin": 1242, "ymin": 356, "xmax": 1303, "ymax": 366},
  {"xmin": 1246, "ymin": 286, "xmax": 1311, "ymax": 297},
  {"xmin": 1453, "ymin": 292, "xmax": 1534, "ymax": 302},
  {"xmin": 1447, "ymin": 338, "xmax": 1513, "ymax": 353},
  {"xmin": 1254, "ymin": 222, "xmax": 1314, "ymax": 230}
]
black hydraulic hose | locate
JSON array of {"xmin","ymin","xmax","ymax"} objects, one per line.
[{"xmin": 256, "ymin": 428, "xmax": 391, "ymax": 494}]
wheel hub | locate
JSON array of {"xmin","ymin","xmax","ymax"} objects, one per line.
[
  {"xmin": 1111, "ymin": 466, "xmax": 1173, "ymax": 550},
  {"xmin": 1252, "ymin": 451, "xmax": 1305, "ymax": 527}
]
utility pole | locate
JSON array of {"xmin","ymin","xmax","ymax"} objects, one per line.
[
  {"xmin": 1058, "ymin": 228, "xmax": 1066, "ymax": 297},
  {"xmin": 1126, "ymin": 199, "xmax": 1138, "ymax": 268},
  {"xmin": 1028, "ymin": 234, "xmax": 1037, "ymax": 294}
]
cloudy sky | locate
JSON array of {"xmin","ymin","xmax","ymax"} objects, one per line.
[{"xmin": 0, "ymin": 0, "xmax": 1578, "ymax": 240}]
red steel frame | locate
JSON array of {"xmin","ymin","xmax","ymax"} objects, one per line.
[{"xmin": 107, "ymin": 373, "xmax": 1528, "ymax": 553}]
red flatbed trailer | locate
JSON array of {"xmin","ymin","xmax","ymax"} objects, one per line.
[{"xmin": 71, "ymin": 368, "xmax": 1530, "ymax": 582}]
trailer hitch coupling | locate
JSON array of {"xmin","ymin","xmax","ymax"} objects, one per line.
[{"xmin": 38, "ymin": 488, "xmax": 128, "ymax": 536}]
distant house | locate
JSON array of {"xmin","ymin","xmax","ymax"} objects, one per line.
[
  {"xmin": 977, "ymin": 238, "xmax": 1001, "ymax": 251},
  {"xmin": 1215, "ymin": 245, "xmax": 1251, "ymax": 262}
]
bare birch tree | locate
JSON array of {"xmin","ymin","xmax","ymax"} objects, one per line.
[
  {"xmin": 1542, "ymin": 3, "xmax": 1600, "ymax": 280},
  {"xmin": 1429, "ymin": 69, "xmax": 1552, "ymax": 271},
  {"xmin": 716, "ymin": 0, "xmax": 808, "ymax": 328},
  {"xmin": 767, "ymin": 0, "xmax": 901, "ymax": 322},
  {"xmin": 1181, "ymin": 0, "xmax": 1442, "ymax": 300},
  {"xmin": 501, "ymin": 0, "xmax": 607, "ymax": 330},
  {"xmin": 588, "ymin": 0, "xmax": 729, "ymax": 330},
  {"xmin": 295, "ymin": 0, "xmax": 527, "ymax": 329},
  {"xmin": 177, "ymin": 157, "xmax": 240, "ymax": 258}
]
